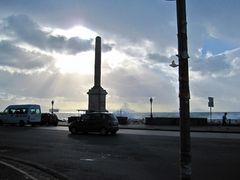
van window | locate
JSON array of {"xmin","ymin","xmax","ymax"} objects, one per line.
[
  {"xmin": 15, "ymin": 108, "xmax": 28, "ymax": 114},
  {"xmin": 9, "ymin": 109, "xmax": 15, "ymax": 114},
  {"xmin": 15, "ymin": 109, "xmax": 21, "ymax": 114},
  {"xmin": 4, "ymin": 109, "xmax": 9, "ymax": 114},
  {"xmin": 31, "ymin": 108, "xmax": 36, "ymax": 114},
  {"xmin": 36, "ymin": 108, "xmax": 40, "ymax": 114},
  {"xmin": 30, "ymin": 108, "xmax": 40, "ymax": 114},
  {"xmin": 21, "ymin": 108, "xmax": 28, "ymax": 114}
]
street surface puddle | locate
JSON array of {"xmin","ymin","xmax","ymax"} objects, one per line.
[
  {"xmin": 0, "ymin": 146, "xmax": 10, "ymax": 153},
  {"xmin": 80, "ymin": 158, "xmax": 95, "ymax": 162},
  {"xmin": 101, "ymin": 153, "xmax": 111, "ymax": 159},
  {"xmin": 79, "ymin": 153, "xmax": 112, "ymax": 162},
  {"xmin": 0, "ymin": 149, "xmax": 8, "ymax": 153}
]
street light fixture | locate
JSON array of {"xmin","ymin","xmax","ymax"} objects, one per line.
[
  {"xmin": 51, "ymin": 100, "xmax": 54, "ymax": 114},
  {"xmin": 170, "ymin": 60, "xmax": 179, "ymax": 68}
]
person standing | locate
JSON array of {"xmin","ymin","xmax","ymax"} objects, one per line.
[{"xmin": 222, "ymin": 112, "xmax": 227, "ymax": 126}]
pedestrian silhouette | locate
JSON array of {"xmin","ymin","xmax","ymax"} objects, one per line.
[{"xmin": 222, "ymin": 112, "xmax": 227, "ymax": 126}]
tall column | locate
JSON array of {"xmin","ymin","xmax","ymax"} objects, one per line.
[
  {"xmin": 95, "ymin": 36, "xmax": 101, "ymax": 87},
  {"xmin": 87, "ymin": 36, "xmax": 107, "ymax": 112}
]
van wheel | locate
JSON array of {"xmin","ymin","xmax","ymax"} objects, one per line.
[
  {"xmin": 100, "ymin": 128, "xmax": 108, "ymax": 135},
  {"xmin": 19, "ymin": 120, "xmax": 25, "ymax": 127},
  {"xmin": 70, "ymin": 127, "xmax": 78, "ymax": 134}
]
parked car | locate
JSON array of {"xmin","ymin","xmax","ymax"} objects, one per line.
[
  {"xmin": 41, "ymin": 113, "xmax": 58, "ymax": 126},
  {"xmin": 68, "ymin": 116, "xmax": 81, "ymax": 124},
  {"xmin": 69, "ymin": 112, "xmax": 119, "ymax": 135}
]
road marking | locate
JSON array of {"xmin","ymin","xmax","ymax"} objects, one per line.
[{"xmin": 0, "ymin": 160, "xmax": 38, "ymax": 180}]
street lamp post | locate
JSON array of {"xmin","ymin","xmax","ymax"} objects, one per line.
[
  {"xmin": 51, "ymin": 100, "xmax": 54, "ymax": 114},
  {"xmin": 150, "ymin": 97, "xmax": 153, "ymax": 118},
  {"xmin": 176, "ymin": 0, "xmax": 191, "ymax": 179}
]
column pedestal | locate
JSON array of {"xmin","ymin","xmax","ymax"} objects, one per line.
[{"xmin": 87, "ymin": 85, "xmax": 107, "ymax": 112}]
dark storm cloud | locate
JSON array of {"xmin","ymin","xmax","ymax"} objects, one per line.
[
  {"xmin": 0, "ymin": 40, "xmax": 53, "ymax": 70},
  {"xmin": 146, "ymin": 53, "xmax": 172, "ymax": 64},
  {"xmin": 102, "ymin": 43, "xmax": 113, "ymax": 52},
  {"xmin": 191, "ymin": 54, "xmax": 231, "ymax": 75},
  {"xmin": 104, "ymin": 66, "xmax": 177, "ymax": 105},
  {"xmin": 1, "ymin": 14, "xmax": 94, "ymax": 54},
  {"xmin": 67, "ymin": 37, "xmax": 93, "ymax": 54}
]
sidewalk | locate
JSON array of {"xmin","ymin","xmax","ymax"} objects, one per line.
[{"xmin": 119, "ymin": 124, "xmax": 240, "ymax": 133}]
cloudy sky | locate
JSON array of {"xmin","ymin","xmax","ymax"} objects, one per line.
[{"xmin": 0, "ymin": 0, "xmax": 239, "ymax": 113}]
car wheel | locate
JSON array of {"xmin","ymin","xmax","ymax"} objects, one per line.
[
  {"xmin": 19, "ymin": 120, "xmax": 25, "ymax": 127},
  {"xmin": 0, "ymin": 120, "xmax": 3, "ymax": 126},
  {"xmin": 111, "ymin": 131, "xmax": 117, "ymax": 135},
  {"xmin": 100, "ymin": 128, "xmax": 108, "ymax": 135},
  {"xmin": 70, "ymin": 127, "xmax": 78, "ymax": 134}
]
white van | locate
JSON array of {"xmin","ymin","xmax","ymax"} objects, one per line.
[{"xmin": 0, "ymin": 104, "xmax": 41, "ymax": 126}]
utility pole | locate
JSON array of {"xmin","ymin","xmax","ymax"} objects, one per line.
[{"xmin": 176, "ymin": 0, "xmax": 191, "ymax": 179}]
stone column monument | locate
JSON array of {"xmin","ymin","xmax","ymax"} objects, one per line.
[{"xmin": 87, "ymin": 36, "xmax": 108, "ymax": 112}]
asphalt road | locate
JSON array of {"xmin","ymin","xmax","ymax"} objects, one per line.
[{"xmin": 0, "ymin": 126, "xmax": 240, "ymax": 180}]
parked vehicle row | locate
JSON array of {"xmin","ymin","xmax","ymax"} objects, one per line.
[
  {"xmin": 0, "ymin": 104, "xmax": 119, "ymax": 136},
  {"xmin": 0, "ymin": 104, "xmax": 59, "ymax": 126}
]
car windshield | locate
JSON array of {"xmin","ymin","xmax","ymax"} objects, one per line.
[{"xmin": 109, "ymin": 114, "xmax": 118, "ymax": 122}]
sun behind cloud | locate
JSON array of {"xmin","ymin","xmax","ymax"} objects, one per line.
[
  {"xmin": 50, "ymin": 25, "xmax": 97, "ymax": 40},
  {"xmin": 45, "ymin": 24, "xmax": 99, "ymax": 74},
  {"xmin": 54, "ymin": 51, "xmax": 94, "ymax": 74}
]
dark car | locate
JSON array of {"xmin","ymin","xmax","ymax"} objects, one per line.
[
  {"xmin": 68, "ymin": 116, "xmax": 81, "ymax": 124},
  {"xmin": 68, "ymin": 112, "xmax": 119, "ymax": 135},
  {"xmin": 41, "ymin": 113, "xmax": 58, "ymax": 126}
]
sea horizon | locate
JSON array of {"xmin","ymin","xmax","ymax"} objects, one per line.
[{"xmin": 55, "ymin": 111, "xmax": 240, "ymax": 122}]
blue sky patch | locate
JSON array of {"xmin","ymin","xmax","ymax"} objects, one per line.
[{"xmin": 201, "ymin": 37, "xmax": 236, "ymax": 57}]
